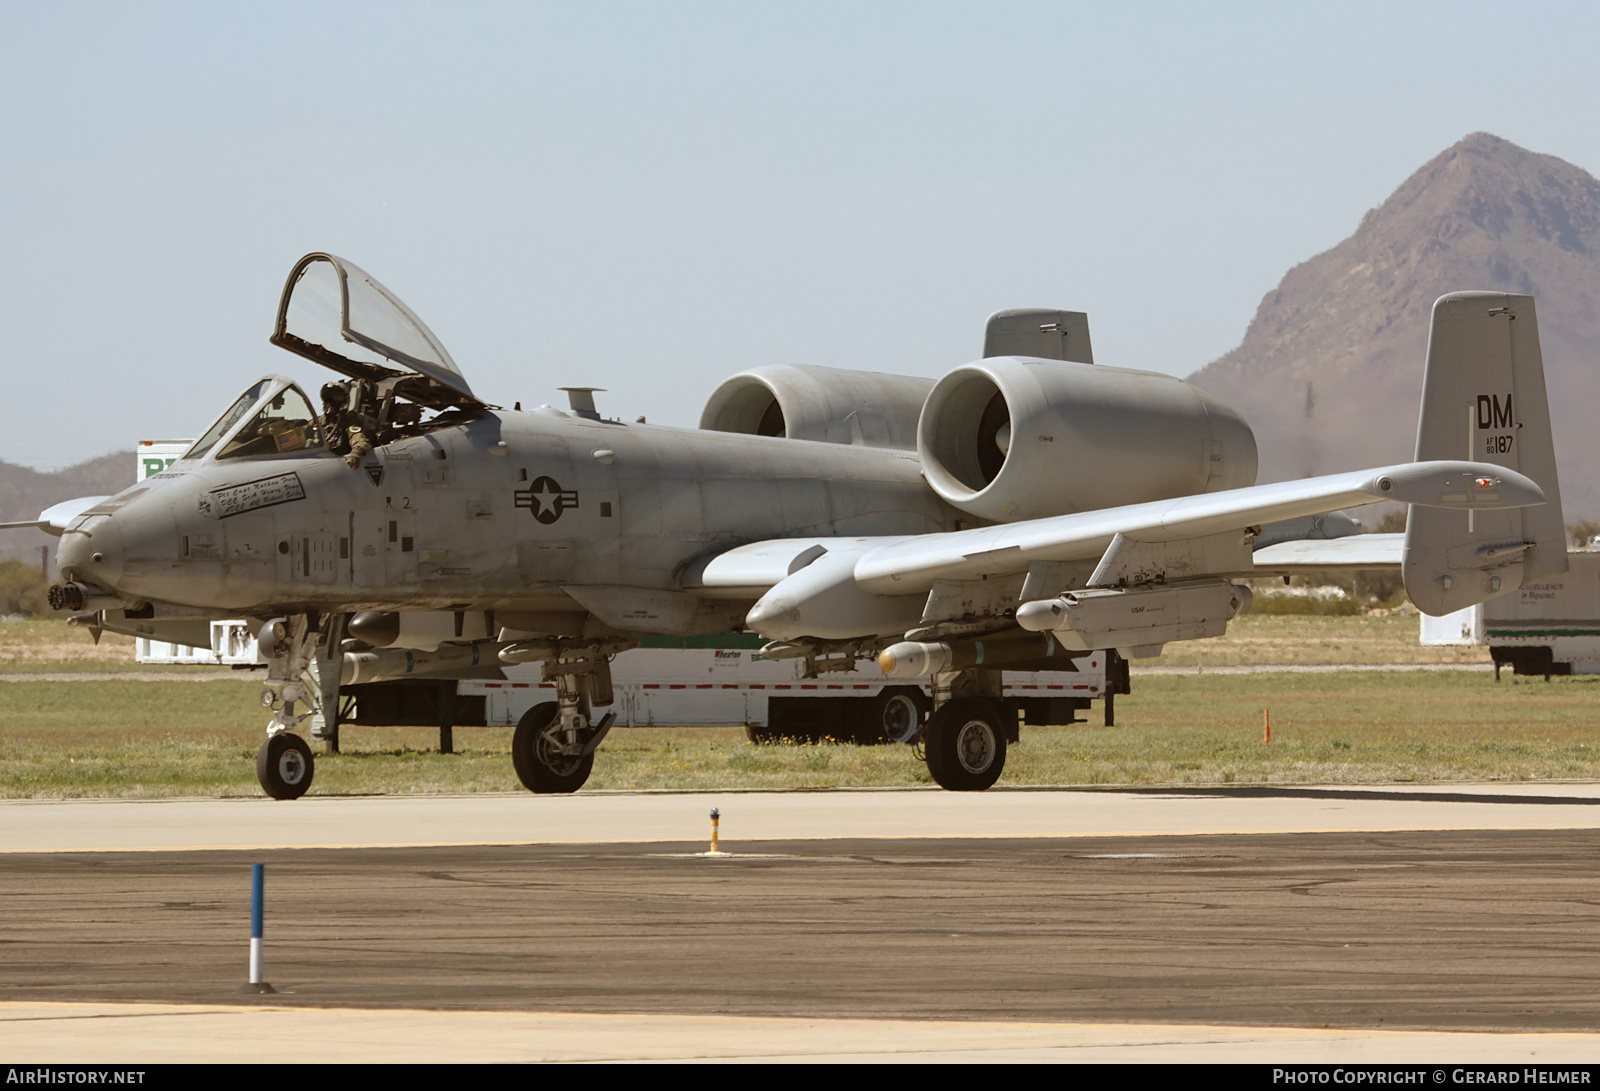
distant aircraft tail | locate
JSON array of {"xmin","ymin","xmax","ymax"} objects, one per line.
[{"xmin": 1404, "ymin": 292, "xmax": 1567, "ymax": 614}]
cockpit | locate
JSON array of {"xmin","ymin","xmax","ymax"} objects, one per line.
[
  {"xmin": 179, "ymin": 371, "xmax": 486, "ymax": 468},
  {"xmin": 177, "ymin": 376, "xmax": 321, "ymax": 465},
  {"xmin": 179, "ymin": 253, "xmax": 488, "ymax": 468},
  {"xmin": 185, "ymin": 379, "xmax": 324, "ymax": 462}
]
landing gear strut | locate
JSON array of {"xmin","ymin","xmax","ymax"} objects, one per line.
[{"xmin": 254, "ymin": 613, "xmax": 328, "ymax": 800}]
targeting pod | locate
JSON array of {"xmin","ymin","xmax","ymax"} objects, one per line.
[{"xmin": 1015, "ymin": 579, "xmax": 1252, "ymax": 657}]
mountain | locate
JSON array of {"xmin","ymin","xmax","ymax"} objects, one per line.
[
  {"xmin": 0, "ymin": 453, "xmax": 132, "ymax": 574},
  {"xmin": 1189, "ymin": 132, "xmax": 1600, "ymax": 519}
]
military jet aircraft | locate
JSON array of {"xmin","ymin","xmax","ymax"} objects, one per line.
[{"xmin": 28, "ymin": 253, "xmax": 1563, "ymax": 798}]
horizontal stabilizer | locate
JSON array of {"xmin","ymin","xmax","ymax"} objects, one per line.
[
  {"xmin": 1252, "ymin": 534, "xmax": 1404, "ymax": 572},
  {"xmin": 0, "ymin": 496, "xmax": 111, "ymax": 537}
]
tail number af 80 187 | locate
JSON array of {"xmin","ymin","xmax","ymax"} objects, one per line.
[{"xmin": 1477, "ymin": 393, "xmax": 1515, "ymax": 455}]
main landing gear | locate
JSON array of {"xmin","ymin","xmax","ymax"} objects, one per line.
[
  {"xmin": 508, "ymin": 645, "xmax": 618, "ymax": 794},
  {"xmin": 920, "ymin": 668, "xmax": 1007, "ymax": 791},
  {"xmin": 512, "ymin": 702, "xmax": 594, "ymax": 793},
  {"xmin": 922, "ymin": 698, "xmax": 1006, "ymax": 791}
]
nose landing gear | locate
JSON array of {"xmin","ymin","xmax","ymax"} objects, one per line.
[{"xmin": 255, "ymin": 613, "xmax": 327, "ymax": 800}]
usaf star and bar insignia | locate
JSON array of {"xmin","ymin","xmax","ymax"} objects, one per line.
[{"xmin": 515, "ymin": 476, "xmax": 580, "ymax": 524}]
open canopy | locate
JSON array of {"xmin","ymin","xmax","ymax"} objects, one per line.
[{"xmin": 271, "ymin": 253, "xmax": 479, "ymax": 407}]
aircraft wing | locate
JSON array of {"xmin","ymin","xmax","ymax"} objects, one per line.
[
  {"xmin": 0, "ymin": 496, "xmax": 111, "ymax": 537},
  {"xmin": 850, "ymin": 461, "xmax": 1534, "ymax": 593},
  {"xmin": 689, "ymin": 460, "xmax": 1542, "ymax": 642},
  {"xmin": 1251, "ymin": 533, "xmax": 1403, "ymax": 573}
]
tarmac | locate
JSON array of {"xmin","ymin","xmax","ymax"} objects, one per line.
[{"xmin": 4, "ymin": 785, "xmax": 1600, "ymax": 1062}]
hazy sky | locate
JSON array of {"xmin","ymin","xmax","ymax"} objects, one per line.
[{"xmin": 5, "ymin": 1, "xmax": 1600, "ymax": 468}]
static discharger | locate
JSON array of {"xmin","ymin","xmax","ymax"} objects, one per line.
[
  {"xmin": 242, "ymin": 863, "xmax": 274, "ymax": 994},
  {"xmin": 1263, "ymin": 709, "xmax": 1272, "ymax": 744},
  {"xmin": 708, "ymin": 807, "xmax": 723, "ymax": 855}
]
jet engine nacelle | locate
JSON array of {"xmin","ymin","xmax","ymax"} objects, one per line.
[
  {"xmin": 917, "ymin": 358, "xmax": 1258, "ymax": 523},
  {"xmin": 699, "ymin": 364, "xmax": 933, "ymax": 451}
]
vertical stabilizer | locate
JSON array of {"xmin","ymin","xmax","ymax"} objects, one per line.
[{"xmin": 1404, "ymin": 292, "xmax": 1566, "ymax": 614}]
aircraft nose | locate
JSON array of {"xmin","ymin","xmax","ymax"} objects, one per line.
[{"xmin": 56, "ymin": 514, "xmax": 125, "ymax": 590}]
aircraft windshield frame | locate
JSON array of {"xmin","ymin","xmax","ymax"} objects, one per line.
[
  {"xmin": 182, "ymin": 379, "xmax": 275, "ymax": 461},
  {"xmin": 271, "ymin": 252, "xmax": 477, "ymax": 407},
  {"xmin": 181, "ymin": 376, "xmax": 325, "ymax": 464}
]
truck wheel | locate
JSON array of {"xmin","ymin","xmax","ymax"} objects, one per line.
[
  {"xmin": 871, "ymin": 686, "xmax": 928, "ymax": 745},
  {"xmin": 512, "ymin": 702, "xmax": 594, "ymax": 794},
  {"xmin": 923, "ymin": 698, "xmax": 1006, "ymax": 791},
  {"xmin": 257, "ymin": 733, "xmax": 315, "ymax": 800}
]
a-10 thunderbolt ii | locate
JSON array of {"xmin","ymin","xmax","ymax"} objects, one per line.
[{"xmin": 27, "ymin": 253, "xmax": 1565, "ymax": 798}]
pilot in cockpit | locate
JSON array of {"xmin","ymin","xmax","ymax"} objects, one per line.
[{"xmin": 321, "ymin": 380, "xmax": 378, "ymax": 469}]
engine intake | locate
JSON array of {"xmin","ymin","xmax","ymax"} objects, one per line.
[
  {"xmin": 917, "ymin": 358, "xmax": 1257, "ymax": 522},
  {"xmin": 700, "ymin": 365, "xmax": 933, "ymax": 451}
]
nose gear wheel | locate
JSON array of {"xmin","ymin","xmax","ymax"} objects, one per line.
[{"xmin": 256, "ymin": 733, "xmax": 315, "ymax": 800}]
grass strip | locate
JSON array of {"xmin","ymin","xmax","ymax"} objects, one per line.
[{"xmin": 2, "ymin": 670, "xmax": 1594, "ymax": 798}]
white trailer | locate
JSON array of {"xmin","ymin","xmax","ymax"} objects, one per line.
[
  {"xmin": 1420, "ymin": 550, "xmax": 1600, "ymax": 677},
  {"xmin": 134, "ymin": 617, "xmax": 264, "ymax": 667},
  {"xmin": 455, "ymin": 638, "xmax": 1114, "ymax": 740}
]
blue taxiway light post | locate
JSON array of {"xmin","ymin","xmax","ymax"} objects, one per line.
[{"xmin": 244, "ymin": 863, "xmax": 275, "ymax": 994}]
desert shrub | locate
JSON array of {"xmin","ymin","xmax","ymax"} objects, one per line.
[
  {"xmin": 0, "ymin": 560, "xmax": 48, "ymax": 617},
  {"xmin": 1249, "ymin": 590, "xmax": 1363, "ymax": 616}
]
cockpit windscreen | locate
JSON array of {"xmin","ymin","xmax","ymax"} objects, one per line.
[
  {"xmin": 216, "ymin": 385, "xmax": 324, "ymax": 460},
  {"xmin": 183, "ymin": 379, "xmax": 273, "ymax": 460}
]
